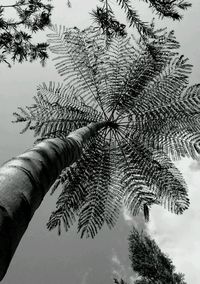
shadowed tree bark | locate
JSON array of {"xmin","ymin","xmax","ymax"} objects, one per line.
[{"xmin": 0, "ymin": 121, "xmax": 106, "ymax": 280}]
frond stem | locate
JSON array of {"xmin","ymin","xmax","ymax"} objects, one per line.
[{"xmin": 113, "ymin": 130, "xmax": 130, "ymax": 169}]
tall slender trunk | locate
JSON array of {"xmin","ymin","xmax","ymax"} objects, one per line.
[{"xmin": 0, "ymin": 121, "xmax": 106, "ymax": 281}]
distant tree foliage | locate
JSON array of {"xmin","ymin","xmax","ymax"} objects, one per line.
[
  {"xmin": 114, "ymin": 228, "xmax": 187, "ymax": 283},
  {"xmin": 0, "ymin": 0, "xmax": 52, "ymax": 66},
  {"xmin": 114, "ymin": 278, "xmax": 128, "ymax": 284},
  {"xmin": 130, "ymin": 228, "xmax": 186, "ymax": 283},
  {"xmin": 0, "ymin": 0, "xmax": 191, "ymax": 66},
  {"xmin": 90, "ymin": 0, "xmax": 191, "ymax": 39}
]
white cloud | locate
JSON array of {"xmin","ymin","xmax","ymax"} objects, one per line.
[
  {"xmin": 122, "ymin": 158, "xmax": 200, "ymax": 284},
  {"xmin": 123, "ymin": 208, "xmax": 133, "ymax": 223},
  {"xmin": 129, "ymin": 276, "xmax": 136, "ymax": 284},
  {"xmin": 123, "ymin": 208, "xmax": 146, "ymax": 231},
  {"xmin": 189, "ymin": 160, "xmax": 200, "ymax": 171},
  {"xmin": 111, "ymin": 250, "xmax": 126, "ymax": 279},
  {"xmin": 80, "ymin": 268, "xmax": 92, "ymax": 284},
  {"xmin": 111, "ymin": 249, "xmax": 138, "ymax": 284},
  {"xmin": 112, "ymin": 253, "xmax": 122, "ymax": 266},
  {"xmin": 147, "ymin": 159, "xmax": 200, "ymax": 284}
]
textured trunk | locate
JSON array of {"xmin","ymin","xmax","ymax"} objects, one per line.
[{"xmin": 0, "ymin": 121, "xmax": 106, "ymax": 281}]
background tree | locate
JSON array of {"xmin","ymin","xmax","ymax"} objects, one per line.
[
  {"xmin": 113, "ymin": 228, "xmax": 187, "ymax": 283},
  {"xmin": 0, "ymin": 0, "xmax": 52, "ymax": 66},
  {"xmin": 90, "ymin": 0, "xmax": 191, "ymax": 39},
  {"xmin": 0, "ymin": 0, "xmax": 191, "ymax": 66},
  {"xmin": 114, "ymin": 278, "xmax": 128, "ymax": 284}
]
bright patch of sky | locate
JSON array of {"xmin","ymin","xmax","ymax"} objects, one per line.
[{"xmin": 123, "ymin": 158, "xmax": 200, "ymax": 283}]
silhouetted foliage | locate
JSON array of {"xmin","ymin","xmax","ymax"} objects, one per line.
[
  {"xmin": 129, "ymin": 228, "xmax": 187, "ymax": 283},
  {"xmin": 0, "ymin": 0, "xmax": 52, "ymax": 66},
  {"xmin": 89, "ymin": 0, "xmax": 191, "ymax": 39},
  {"xmin": 114, "ymin": 278, "xmax": 128, "ymax": 284},
  {"xmin": 91, "ymin": 6, "xmax": 127, "ymax": 38},
  {"xmin": 0, "ymin": 0, "xmax": 191, "ymax": 66},
  {"xmin": 114, "ymin": 228, "xmax": 187, "ymax": 283}
]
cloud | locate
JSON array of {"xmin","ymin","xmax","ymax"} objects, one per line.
[
  {"xmin": 122, "ymin": 207, "xmax": 146, "ymax": 232},
  {"xmin": 122, "ymin": 158, "xmax": 200, "ymax": 284},
  {"xmin": 111, "ymin": 249, "xmax": 137, "ymax": 284},
  {"xmin": 189, "ymin": 160, "xmax": 200, "ymax": 171},
  {"xmin": 111, "ymin": 250, "xmax": 126, "ymax": 279},
  {"xmin": 146, "ymin": 159, "xmax": 200, "ymax": 284},
  {"xmin": 80, "ymin": 268, "xmax": 92, "ymax": 284}
]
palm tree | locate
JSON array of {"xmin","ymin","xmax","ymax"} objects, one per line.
[
  {"xmin": 0, "ymin": 25, "xmax": 199, "ymax": 279},
  {"xmin": 113, "ymin": 228, "xmax": 187, "ymax": 283}
]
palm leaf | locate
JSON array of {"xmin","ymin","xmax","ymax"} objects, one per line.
[
  {"xmin": 13, "ymin": 81, "xmax": 102, "ymax": 139},
  {"xmin": 119, "ymin": 143, "xmax": 189, "ymax": 217},
  {"xmin": 47, "ymin": 136, "xmax": 106, "ymax": 235},
  {"xmin": 97, "ymin": 30, "xmax": 181, "ymax": 116},
  {"xmin": 47, "ymin": 25, "xmax": 107, "ymax": 111},
  {"xmin": 134, "ymin": 84, "xmax": 200, "ymax": 159}
]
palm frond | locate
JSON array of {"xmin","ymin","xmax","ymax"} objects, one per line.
[
  {"xmin": 127, "ymin": 53, "xmax": 191, "ymax": 115},
  {"xmin": 77, "ymin": 137, "xmax": 111, "ymax": 238},
  {"xmin": 47, "ymin": 134, "xmax": 123, "ymax": 237},
  {"xmin": 47, "ymin": 26, "xmax": 107, "ymax": 112},
  {"xmin": 13, "ymin": 82, "xmax": 102, "ymax": 138},
  {"xmin": 104, "ymin": 147, "xmax": 124, "ymax": 228},
  {"xmin": 47, "ymin": 136, "xmax": 105, "ymax": 235},
  {"xmin": 99, "ymin": 30, "xmax": 181, "ymax": 115},
  {"xmin": 119, "ymin": 143, "xmax": 189, "ymax": 216},
  {"xmin": 134, "ymin": 84, "xmax": 200, "ymax": 160}
]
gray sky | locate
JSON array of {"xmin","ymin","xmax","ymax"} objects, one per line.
[{"xmin": 0, "ymin": 0, "xmax": 200, "ymax": 283}]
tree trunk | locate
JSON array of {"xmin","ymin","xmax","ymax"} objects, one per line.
[{"xmin": 0, "ymin": 121, "xmax": 106, "ymax": 281}]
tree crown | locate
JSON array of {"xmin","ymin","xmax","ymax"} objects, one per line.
[{"xmin": 13, "ymin": 25, "xmax": 199, "ymax": 238}]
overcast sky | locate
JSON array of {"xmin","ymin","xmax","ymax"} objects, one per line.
[{"xmin": 0, "ymin": 0, "xmax": 200, "ymax": 283}]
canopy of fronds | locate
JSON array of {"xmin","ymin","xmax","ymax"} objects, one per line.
[{"xmin": 13, "ymin": 25, "xmax": 200, "ymax": 238}]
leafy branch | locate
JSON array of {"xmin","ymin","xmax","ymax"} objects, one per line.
[
  {"xmin": 0, "ymin": 0, "xmax": 53, "ymax": 66},
  {"xmin": 90, "ymin": 0, "xmax": 191, "ymax": 38}
]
